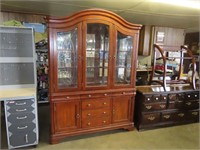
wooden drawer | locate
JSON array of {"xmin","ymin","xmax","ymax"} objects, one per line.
[
  {"xmin": 160, "ymin": 94, "xmax": 168, "ymax": 101},
  {"xmin": 82, "ymin": 108, "xmax": 110, "ymax": 119},
  {"xmin": 81, "ymin": 93, "xmax": 110, "ymax": 99},
  {"xmin": 174, "ymin": 112, "xmax": 186, "ymax": 121},
  {"xmin": 82, "ymin": 98, "xmax": 111, "ymax": 110},
  {"xmin": 168, "ymin": 100, "xmax": 184, "ymax": 109},
  {"xmin": 186, "ymin": 110, "xmax": 199, "ymax": 121},
  {"xmin": 82, "ymin": 116, "xmax": 111, "ymax": 128},
  {"xmin": 184, "ymin": 100, "xmax": 199, "ymax": 109},
  {"xmin": 142, "ymin": 102, "xmax": 167, "ymax": 111},
  {"xmin": 112, "ymin": 91, "xmax": 134, "ymax": 97},
  {"xmin": 54, "ymin": 95, "xmax": 80, "ymax": 101},
  {"xmin": 161, "ymin": 111, "xmax": 177, "ymax": 122},
  {"xmin": 141, "ymin": 113, "xmax": 160, "ymax": 124}
]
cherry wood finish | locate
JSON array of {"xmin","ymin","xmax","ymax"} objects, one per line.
[
  {"xmin": 46, "ymin": 9, "xmax": 141, "ymax": 144},
  {"xmin": 135, "ymin": 85, "xmax": 199, "ymax": 130}
]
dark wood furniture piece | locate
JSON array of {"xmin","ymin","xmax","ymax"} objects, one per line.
[
  {"xmin": 46, "ymin": 9, "xmax": 142, "ymax": 144},
  {"xmin": 135, "ymin": 85, "xmax": 199, "ymax": 130}
]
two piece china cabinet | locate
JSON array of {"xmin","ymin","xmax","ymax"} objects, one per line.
[{"xmin": 46, "ymin": 9, "xmax": 141, "ymax": 143}]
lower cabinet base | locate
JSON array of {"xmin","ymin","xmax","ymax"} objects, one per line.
[
  {"xmin": 135, "ymin": 120, "xmax": 199, "ymax": 131},
  {"xmin": 50, "ymin": 123, "xmax": 134, "ymax": 144}
]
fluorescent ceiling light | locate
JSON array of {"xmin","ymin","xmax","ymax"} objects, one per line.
[{"xmin": 151, "ymin": 0, "xmax": 200, "ymax": 9}]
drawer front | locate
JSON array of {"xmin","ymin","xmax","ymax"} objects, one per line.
[
  {"xmin": 186, "ymin": 110, "xmax": 199, "ymax": 121},
  {"xmin": 168, "ymin": 100, "xmax": 184, "ymax": 109},
  {"xmin": 141, "ymin": 113, "xmax": 160, "ymax": 124},
  {"xmin": 6, "ymin": 99, "xmax": 34, "ymax": 108},
  {"xmin": 81, "ymin": 93, "xmax": 110, "ymax": 99},
  {"xmin": 82, "ymin": 116, "xmax": 111, "ymax": 128},
  {"xmin": 161, "ymin": 112, "xmax": 177, "ymax": 122},
  {"xmin": 82, "ymin": 98, "xmax": 111, "ymax": 110},
  {"xmin": 160, "ymin": 94, "xmax": 168, "ymax": 101},
  {"xmin": 7, "ymin": 112, "xmax": 35, "ymax": 124},
  {"xmin": 8, "ymin": 122, "xmax": 36, "ymax": 134},
  {"xmin": 54, "ymin": 95, "xmax": 80, "ymax": 101},
  {"xmin": 112, "ymin": 91, "xmax": 134, "ymax": 97},
  {"xmin": 7, "ymin": 106, "xmax": 34, "ymax": 114},
  {"xmin": 82, "ymin": 108, "xmax": 110, "ymax": 119},
  {"xmin": 143, "ymin": 102, "xmax": 167, "ymax": 111},
  {"xmin": 184, "ymin": 100, "xmax": 199, "ymax": 109},
  {"xmin": 9, "ymin": 131, "xmax": 37, "ymax": 148},
  {"xmin": 174, "ymin": 112, "xmax": 186, "ymax": 121},
  {"xmin": 144, "ymin": 95, "xmax": 153, "ymax": 102}
]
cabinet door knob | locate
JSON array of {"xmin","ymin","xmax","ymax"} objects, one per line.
[{"xmin": 76, "ymin": 114, "xmax": 80, "ymax": 118}]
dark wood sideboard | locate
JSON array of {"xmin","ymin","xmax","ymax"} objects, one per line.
[{"xmin": 134, "ymin": 85, "xmax": 199, "ymax": 130}]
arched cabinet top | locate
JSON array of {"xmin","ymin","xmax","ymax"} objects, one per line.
[{"xmin": 45, "ymin": 9, "xmax": 142, "ymax": 30}]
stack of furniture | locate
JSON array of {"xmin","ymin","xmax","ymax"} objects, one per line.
[
  {"xmin": 46, "ymin": 9, "xmax": 142, "ymax": 144},
  {"xmin": 134, "ymin": 44, "xmax": 199, "ymax": 130},
  {"xmin": 0, "ymin": 26, "xmax": 38, "ymax": 149}
]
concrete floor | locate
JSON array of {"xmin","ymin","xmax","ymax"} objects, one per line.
[{"xmin": 1, "ymin": 104, "xmax": 200, "ymax": 150}]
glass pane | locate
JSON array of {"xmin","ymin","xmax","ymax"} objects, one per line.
[
  {"xmin": 56, "ymin": 28, "xmax": 78, "ymax": 88},
  {"xmin": 86, "ymin": 23, "xmax": 109, "ymax": 86},
  {"xmin": 115, "ymin": 32, "xmax": 133, "ymax": 84}
]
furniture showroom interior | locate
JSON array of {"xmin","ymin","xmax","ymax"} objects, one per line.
[{"xmin": 0, "ymin": 0, "xmax": 199, "ymax": 149}]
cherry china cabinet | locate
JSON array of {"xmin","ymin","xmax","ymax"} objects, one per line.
[{"xmin": 46, "ymin": 9, "xmax": 142, "ymax": 144}]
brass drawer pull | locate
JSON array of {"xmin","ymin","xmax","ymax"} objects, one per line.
[
  {"xmin": 87, "ymin": 122, "xmax": 91, "ymax": 126},
  {"xmin": 104, "ymin": 93, "xmax": 107, "ymax": 96},
  {"xmin": 186, "ymin": 102, "xmax": 191, "ymax": 106},
  {"xmin": 16, "ymin": 108, "xmax": 27, "ymax": 112},
  {"xmin": 87, "ymin": 113, "xmax": 91, "ymax": 116},
  {"xmin": 178, "ymin": 113, "xmax": 184, "ymax": 117},
  {"xmin": 122, "ymin": 92, "xmax": 125, "ymax": 94},
  {"xmin": 102, "ymin": 121, "xmax": 106, "ymax": 123},
  {"xmin": 103, "ymin": 102, "xmax": 107, "ymax": 105},
  {"xmin": 145, "ymin": 105, "xmax": 152, "ymax": 110},
  {"xmin": 15, "ymin": 102, "xmax": 26, "ymax": 106},
  {"xmin": 87, "ymin": 104, "xmax": 91, "ymax": 107},
  {"xmin": 192, "ymin": 112, "xmax": 198, "ymax": 115},
  {"xmin": 88, "ymin": 95, "xmax": 92, "ymax": 97},
  {"xmin": 147, "ymin": 116, "xmax": 155, "ymax": 121},
  {"xmin": 16, "ymin": 116, "xmax": 27, "ymax": 120},
  {"xmin": 160, "ymin": 104, "xmax": 165, "ymax": 108},
  {"xmin": 17, "ymin": 125, "xmax": 28, "ymax": 130},
  {"xmin": 103, "ymin": 112, "xmax": 106, "ymax": 114},
  {"xmin": 163, "ymin": 115, "xmax": 170, "ymax": 119},
  {"xmin": 66, "ymin": 96, "xmax": 70, "ymax": 99},
  {"xmin": 155, "ymin": 97, "xmax": 159, "ymax": 100},
  {"xmin": 76, "ymin": 114, "xmax": 80, "ymax": 118}
]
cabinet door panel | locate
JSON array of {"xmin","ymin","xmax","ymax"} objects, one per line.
[
  {"xmin": 112, "ymin": 96, "xmax": 132, "ymax": 123},
  {"xmin": 54, "ymin": 101, "xmax": 80, "ymax": 132},
  {"xmin": 85, "ymin": 23, "xmax": 110, "ymax": 87}
]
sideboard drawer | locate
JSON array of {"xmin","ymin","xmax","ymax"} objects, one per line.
[
  {"xmin": 82, "ymin": 116, "xmax": 111, "ymax": 128},
  {"xmin": 82, "ymin": 98, "xmax": 111, "ymax": 110},
  {"xmin": 143, "ymin": 102, "xmax": 167, "ymax": 111},
  {"xmin": 82, "ymin": 108, "xmax": 110, "ymax": 119},
  {"xmin": 141, "ymin": 113, "xmax": 160, "ymax": 124}
]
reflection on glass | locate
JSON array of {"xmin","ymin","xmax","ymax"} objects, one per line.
[
  {"xmin": 56, "ymin": 28, "xmax": 78, "ymax": 88},
  {"xmin": 86, "ymin": 23, "xmax": 109, "ymax": 86},
  {"xmin": 115, "ymin": 32, "xmax": 133, "ymax": 84}
]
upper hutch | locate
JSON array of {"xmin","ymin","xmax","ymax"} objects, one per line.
[{"xmin": 46, "ymin": 9, "xmax": 141, "ymax": 143}]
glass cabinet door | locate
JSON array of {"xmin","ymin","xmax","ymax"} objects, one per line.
[
  {"xmin": 86, "ymin": 23, "xmax": 109, "ymax": 87},
  {"xmin": 115, "ymin": 31, "xmax": 133, "ymax": 85},
  {"xmin": 56, "ymin": 28, "xmax": 78, "ymax": 89}
]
